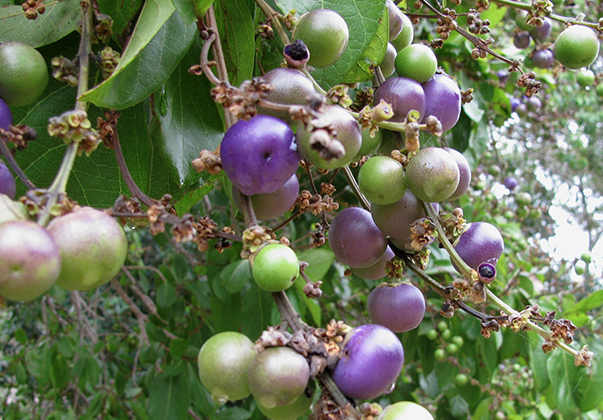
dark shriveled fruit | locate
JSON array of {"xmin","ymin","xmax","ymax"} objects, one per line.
[
  {"xmin": 0, "ymin": 220, "xmax": 61, "ymax": 301},
  {"xmin": 367, "ymin": 282, "xmax": 426, "ymax": 332},
  {"xmin": 332, "ymin": 324, "xmax": 404, "ymax": 400},
  {"xmin": 329, "ymin": 207, "xmax": 387, "ymax": 268},
  {"xmin": 220, "ymin": 115, "xmax": 299, "ymax": 196}
]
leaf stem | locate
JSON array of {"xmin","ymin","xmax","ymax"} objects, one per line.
[{"xmin": 254, "ymin": 0, "xmax": 290, "ymax": 46}]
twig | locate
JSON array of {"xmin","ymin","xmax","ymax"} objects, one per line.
[{"xmin": 111, "ymin": 277, "xmax": 150, "ymax": 345}]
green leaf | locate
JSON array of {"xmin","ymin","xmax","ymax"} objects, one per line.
[
  {"xmin": 297, "ymin": 248, "xmax": 334, "ymax": 280},
  {"xmin": 98, "ymin": 0, "xmax": 145, "ymax": 41},
  {"xmin": 215, "ymin": 0, "xmax": 256, "ymax": 87},
  {"xmin": 278, "ymin": 0, "xmax": 386, "ymax": 87},
  {"xmin": 0, "ymin": 0, "xmax": 80, "ymax": 47},
  {"xmin": 220, "ymin": 259, "xmax": 252, "ymax": 294},
  {"xmin": 575, "ymin": 358, "xmax": 603, "ymax": 412},
  {"xmin": 213, "ymin": 407, "xmax": 252, "ymax": 420},
  {"xmin": 154, "ymin": 39, "xmax": 224, "ymax": 187},
  {"xmin": 242, "ymin": 282, "xmax": 274, "ymax": 339},
  {"xmin": 80, "ymin": 9, "xmax": 197, "ymax": 109},
  {"xmin": 187, "ymin": 362, "xmax": 217, "ymax": 416},
  {"xmin": 448, "ymin": 394, "xmax": 470, "ymax": 418},
  {"xmin": 50, "ymin": 353, "xmax": 71, "ymax": 390},
  {"xmin": 174, "ymin": 172, "xmax": 224, "ymax": 215},
  {"xmin": 169, "ymin": 338, "xmax": 189, "ymax": 360},
  {"xmin": 171, "ymin": 0, "xmax": 196, "ymax": 24},
  {"xmin": 565, "ymin": 289, "xmax": 603, "ymax": 315},
  {"xmin": 546, "ymin": 351, "xmax": 581, "ymax": 419},
  {"xmin": 157, "ymin": 281, "xmax": 177, "ymax": 307},
  {"xmin": 148, "ymin": 365, "xmax": 191, "ymax": 420},
  {"xmin": 14, "ymin": 328, "xmax": 27, "ymax": 345}
]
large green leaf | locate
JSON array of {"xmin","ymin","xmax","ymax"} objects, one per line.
[
  {"xmin": 565, "ymin": 289, "xmax": 603, "ymax": 315},
  {"xmin": 575, "ymin": 357, "xmax": 603, "ymax": 412},
  {"xmin": 154, "ymin": 39, "xmax": 224, "ymax": 187},
  {"xmin": 148, "ymin": 363, "xmax": 191, "ymax": 420},
  {"xmin": 98, "ymin": 0, "xmax": 145, "ymax": 42},
  {"xmin": 0, "ymin": 0, "xmax": 80, "ymax": 47},
  {"xmin": 546, "ymin": 351, "xmax": 581, "ymax": 419},
  {"xmin": 275, "ymin": 0, "xmax": 386, "ymax": 87},
  {"xmin": 80, "ymin": 9, "xmax": 197, "ymax": 109}
]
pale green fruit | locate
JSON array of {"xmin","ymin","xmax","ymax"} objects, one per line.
[
  {"xmin": 251, "ymin": 243, "xmax": 300, "ymax": 292},
  {"xmin": 255, "ymin": 380, "xmax": 315, "ymax": 420},
  {"xmin": 378, "ymin": 401, "xmax": 434, "ymax": 420}
]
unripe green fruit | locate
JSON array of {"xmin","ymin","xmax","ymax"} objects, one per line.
[
  {"xmin": 251, "ymin": 244, "xmax": 300, "ymax": 292},
  {"xmin": 198, "ymin": 332, "xmax": 256, "ymax": 405},
  {"xmin": 394, "ymin": 44, "xmax": 437, "ymax": 83},
  {"xmin": 0, "ymin": 194, "xmax": 27, "ymax": 225},
  {"xmin": 446, "ymin": 343, "xmax": 459, "ymax": 354},
  {"xmin": 391, "ymin": 13, "xmax": 414, "ymax": 51},
  {"xmin": 452, "ymin": 336, "xmax": 464, "ymax": 348},
  {"xmin": 515, "ymin": 192, "xmax": 532, "ymax": 206},
  {"xmin": 255, "ymin": 380, "xmax": 315, "ymax": 420},
  {"xmin": 516, "ymin": 207, "xmax": 528, "ymax": 218},
  {"xmin": 434, "ymin": 348, "xmax": 447, "ymax": 361},
  {"xmin": 575, "ymin": 265, "xmax": 585, "ymax": 275},
  {"xmin": 378, "ymin": 401, "xmax": 434, "ymax": 420},
  {"xmin": 581, "ymin": 252, "xmax": 592, "ymax": 264},
  {"xmin": 488, "ymin": 165, "xmax": 501, "ymax": 176},
  {"xmin": 441, "ymin": 329, "xmax": 452, "ymax": 341},
  {"xmin": 437, "ymin": 321, "xmax": 448, "ymax": 332},
  {"xmin": 426, "ymin": 329, "xmax": 438, "ymax": 341},
  {"xmin": 292, "ymin": 9, "xmax": 349, "ymax": 68},
  {"xmin": 0, "ymin": 42, "xmax": 49, "ymax": 106},
  {"xmin": 354, "ymin": 128, "xmax": 383, "ymax": 161},
  {"xmin": 596, "ymin": 83, "xmax": 603, "ymax": 97},
  {"xmin": 529, "ymin": 208, "xmax": 542, "ymax": 219},
  {"xmin": 577, "ymin": 69, "xmax": 595, "ymax": 87},
  {"xmin": 405, "ymin": 147, "xmax": 460, "ymax": 202},
  {"xmin": 455, "ymin": 373, "xmax": 469, "ymax": 386},
  {"xmin": 358, "ymin": 156, "xmax": 406, "ymax": 205},
  {"xmin": 554, "ymin": 25, "xmax": 600, "ymax": 69}
]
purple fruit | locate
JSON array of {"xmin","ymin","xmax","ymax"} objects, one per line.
[
  {"xmin": 497, "ymin": 69, "xmax": 508, "ymax": 80},
  {"xmin": 387, "ymin": 0, "xmax": 405, "ymax": 41},
  {"xmin": 0, "ymin": 98, "xmax": 13, "ymax": 131},
  {"xmin": 530, "ymin": 17, "xmax": 552, "ymax": 41},
  {"xmin": 444, "ymin": 148, "xmax": 471, "ymax": 200},
  {"xmin": 526, "ymin": 96, "xmax": 542, "ymax": 111},
  {"xmin": 374, "ymin": 77, "xmax": 426, "ymax": 123},
  {"xmin": 257, "ymin": 68, "xmax": 316, "ymax": 122},
  {"xmin": 332, "ymin": 324, "xmax": 404, "ymax": 400},
  {"xmin": 367, "ymin": 282, "xmax": 426, "ymax": 332},
  {"xmin": 351, "ymin": 247, "xmax": 395, "ymax": 280},
  {"xmin": 515, "ymin": 103, "xmax": 528, "ymax": 117},
  {"xmin": 454, "ymin": 221, "xmax": 504, "ymax": 270},
  {"xmin": 532, "ymin": 49, "xmax": 554, "ymax": 69},
  {"xmin": 220, "ymin": 115, "xmax": 299, "ymax": 196},
  {"xmin": 503, "ymin": 176, "xmax": 518, "ymax": 190},
  {"xmin": 513, "ymin": 31, "xmax": 531, "ymax": 49},
  {"xmin": 422, "ymin": 74, "xmax": 461, "ymax": 132},
  {"xmin": 329, "ymin": 207, "xmax": 387, "ymax": 268},
  {"xmin": 233, "ymin": 173, "xmax": 299, "ymax": 221},
  {"xmin": 510, "ymin": 97, "xmax": 521, "ymax": 112},
  {"xmin": 0, "ymin": 161, "xmax": 16, "ymax": 199}
]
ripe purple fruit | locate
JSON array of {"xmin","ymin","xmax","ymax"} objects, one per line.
[
  {"xmin": 247, "ymin": 346, "xmax": 310, "ymax": 408},
  {"xmin": 351, "ymin": 247, "xmax": 395, "ymax": 280},
  {"xmin": 510, "ymin": 97, "xmax": 521, "ymax": 112},
  {"xmin": 503, "ymin": 176, "xmax": 518, "ymax": 190},
  {"xmin": 329, "ymin": 207, "xmax": 387, "ymax": 268},
  {"xmin": 0, "ymin": 161, "xmax": 16, "ymax": 199},
  {"xmin": 332, "ymin": 324, "xmax": 404, "ymax": 400},
  {"xmin": 532, "ymin": 49, "xmax": 554, "ymax": 69},
  {"xmin": 374, "ymin": 77, "xmax": 426, "ymax": 123},
  {"xmin": 444, "ymin": 148, "xmax": 471, "ymax": 200},
  {"xmin": 530, "ymin": 17, "xmax": 552, "ymax": 41},
  {"xmin": 367, "ymin": 282, "xmax": 426, "ymax": 332},
  {"xmin": 197, "ymin": 332, "xmax": 256, "ymax": 404},
  {"xmin": 526, "ymin": 96, "xmax": 542, "ymax": 111},
  {"xmin": 454, "ymin": 222, "xmax": 504, "ymax": 270},
  {"xmin": 422, "ymin": 74, "xmax": 461, "ymax": 133},
  {"xmin": 513, "ymin": 31, "xmax": 531, "ymax": 49},
  {"xmin": 233, "ymin": 173, "xmax": 299, "ymax": 221},
  {"xmin": 220, "ymin": 115, "xmax": 299, "ymax": 196},
  {"xmin": 0, "ymin": 97, "xmax": 13, "ymax": 130},
  {"xmin": 0, "ymin": 220, "xmax": 61, "ymax": 301},
  {"xmin": 405, "ymin": 147, "xmax": 460, "ymax": 202},
  {"xmin": 387, "ymin": 0, "xmax": 404, "ymax": 41},
  {"xmin": 258, "ymin": 68, "xmax": 315, "ymax": 122}
]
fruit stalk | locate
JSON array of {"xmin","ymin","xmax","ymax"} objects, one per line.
[{"xmin": 492, "ymin": 0, "xmax": 599, "ymax": 28}]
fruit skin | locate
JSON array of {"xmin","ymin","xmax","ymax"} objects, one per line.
[
  {"xmin": 454, "ymin": 222, "xmax": 504, "ymax": 270},
  {"xmin": 374, "ymin": 77, "xmax": 426, "ymax": 123},
  {"xmin": 504, "ymin": 177, "xmax": 518, "ymax": 190},
  {"xmin": 391, "ymin": 13, "xmax": 413, "ymax": 51},
  {"xmin": 251, "ymin": 243, "xmax": 300, "ymax": 292},
  {"xmin": 332, "ymin": 324, "xmax": 404, "ymax": 400},
  {"xmin": 596, "ymin": 83, "xmax": 603, "ymax": 97},
  {"xmin": 532, "ymin": 49, "xmax": 554, "ymax": 69},
  {"xmin": 296, "ymin": 105, "xmax": 361, "ymax": 170},
  {"xmin": 422, "ymin": 74, "xmax": 462, "ymax": 132},
  {"xmin": 377, "ymin": 401, "xmax": 434, "ymax": 420},
  {"xmin": 0, "ymin": 161, "xmax": 16, "ymax": 199},
  {"xmin": 513, "ymin": 31, "xmax": 531, "ymax": 49},
  {"xmin": 510, "ymin": 98, "xmax": 521, "ymax": 112},
  {"xmin": 351, "ymin": 247, "xmax": 395, "ymax": 280},
  {"xmin": 354, "ymin": 127, "xmax": 383, "ymax": 161},
  {"xmin": 530, "ymin": 17, "xmax": 552, "ymax": 40},
  {"xmin": 329, "ymin": 207, "xmax": 387, "ymax": 268},
  {"xmin": 455, "ymin": 373, "xmax": 469, "ymax": 386},
  {"xmin": 247, "ymin": 346, "xmax": 310, "ymax": 408},
  {"xmin": 516, "ymin": 192, "xmax": 532, "ymax": 206},
  {"xmin": 233, "ymin": 173, "xmax": 299, "ymax": 221},
  {"xmin": 220, "ymin": 115, "xmax": 299, "ymax": 196},
  {"xmin": 405, "ymin": 147, "xmax": 460, "ymax": 202},
  {"xmin": 444, "ymin": 148, "xmax": 471, "ymax": 200},
  {"xmin": 526, "ymin": 96, "xmax": 541, "ymax": 111},
  {"xmin": 358, "ymin": 156, "xmax": 406, "ymax": 205},
  {"xmin": 257, "ymin": 68, "xmax": 315, "ymax": 122},
  {"xmin": 0, "ymin": 97, "xmax": 13, "ymax": 130},
  {"xmin": 47, "ymin": 207, "xmax": 128, "ymax": 291},
  {"xmin": 367, "ymin": 282, "xmax": 426, "ymax": 333},
  {"xmin": 434, "ymin": 348, "xmax": 446, "ymax": 361},
  {"xmin": 0, "ymin": 220, "xmax": 61, "ymax": 301},
  {"xmin": 515, "ymin": 103, "xmax": 528, "ymax": 117},
  {"xmin": 292, "ymin": 9, "xmax": 349, "ymax": 68},
  {"xmin": 387, "ymin": 0, "xmax": 404, "ymax": 41},
  {"xmin": 197, "ymin": 332, "xmax": 256, "ymax": 404},
  {"xmin": 255, "ymin": 380, "xmax": 315, "ymax": 420},
  {"xmin": 581, "ymin": 252, "xmax": 592, "ymax": 264},
  {"xmin": 0, "ymin": 42, "xmax": 49, "ymax": 106},
  {"xmin": 554, "ymin": 25, "xmax": 600, "ymax": 69},
  {"xmin": 394, "ymin": 44, "xmax": 437, "ymax": 83},
  {"xmin": 577, "ymin": 69, "xmax": 595, "ymax": 87},
  {"xmin": 380, "ymin": 43, "xmax": 397, "ymax": 78},
  {"xmin": 0, "ymin": 194, "xmax": 27, "ymax": 225}
]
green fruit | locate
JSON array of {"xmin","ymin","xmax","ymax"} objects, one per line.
[
  {"xmin": 441, "ymin": 329, "xmax": 452, "ymax": 341},
  {"xmin": 292, "ymin": 9, "xmax": 349, "ymax": 68},
  {"xmin": 488, "ymin": 165, "xmax": 501, "ymax": 176},
  {"xmin": 529, "ymin": 208, "xmax": 542, "ymax": 219},
  {"xmin": 47, "ymin": 207, "xmax": 128, "ymax": 291},
  {"xmin": 515, "ymin": 207, "xmax": 528, "ymax": 218},
  {"xmin": 354, "ymin": 127, "xmax": 383, "ymax": 161},
  {"xmin": 358, "ymin": 156, "xmax": 406, "ymax": 205},
  {"xmin": 426, "ymin": 329, "xmax": 438, "ymax": 341},
  {"xmin": 596, "ymin": 83, "xmax": 603, "ymax": 97},
  {"xmin": 446, "ymin": 343, "xmax": 459, "ymax": 354},
  {"xmin": 405, "ymin": 147, "xmax": 460, "ymax": 202},
  {"xmin": 455, "ymin": 373, "xmax": 469, "ymax": 386},
  {"xmin": 515, "ymin": 192, "xmax": 532, "ymax": 206},
  {"xmin": 0, "ymin": 42, "xmax": 49, "ymax": 106},
  {"xmin": 577, "ymin": 69, "xmax": 595, "ymax": 87},
  {"xmin": 251, "ymin": 243, "xmax": 300, "ymax": 292},
  {"xmin": 452, "ymin": 336, "xmax": 464, "ymax": 347},
  {"xmin": 434, "ymin": 348, "xmax": 447, "ymax": 361},
  {"xmin": 581, "ymin": 252, "xmax": 592, "ymax": 264},
  {"xmin": 255, "ymin": 381, "xmax": 315, "ymax": 420},
  {"xmin": 0, "ymin": 194, "xmax": 28, "ymax": 225},
  {"xmin": 378, "ymin": 401, "xmax": 434, "ymax": 420},
  {"xmin": 391, "ymin": 13, "xmax": 414, "ymax": 51},
  {"xmin": 575, "ymin": 265, "xmax": 585, "ymax": 275},
  {"xmin": 437, "ymin": 321, "xmax": 448, "ymax": 332},
  {"xmin": 198, "ymin": 332, "xmax": 256, "ymax": 404},
  {"xmin": 394, "ymin": 44, "xmax": 438, "ymax": 83},
  {"xmin": 554, "ymin": 25, "xmax": 600, "ymax": 69}
]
